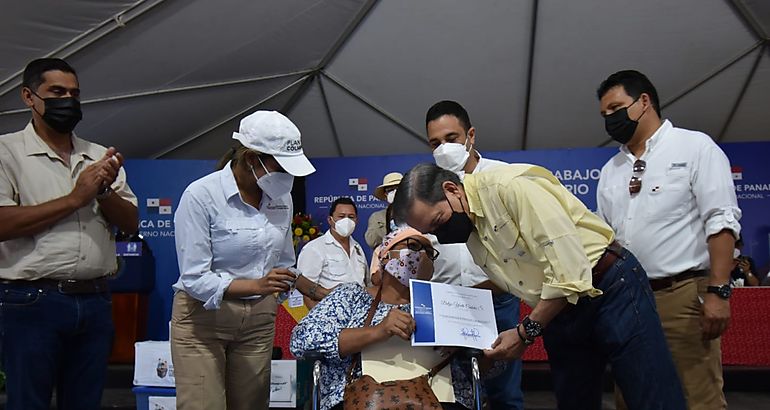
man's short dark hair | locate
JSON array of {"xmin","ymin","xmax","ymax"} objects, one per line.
[
  {"xmin": 392, "ymin": 163, "xmax": 461, "ymax": 225},
  {"xmin": 597, "ymin": 70, "xmax": 661, "ymax": 117},
  {"xmin": 329, "ymin": 197, "xmax": 357, "ymax": 216},
  {"xmin": 22, "ymin": 58, "xmax": 77, "ymax": 91},
  {"xmin": 425, "ymin": 100, "xmax": 472, "ymax": 132}
]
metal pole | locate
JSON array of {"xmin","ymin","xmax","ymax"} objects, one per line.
[
  {"xmin": 0, "ymin": 70, "xmax": 314, "ymax": 117},
  {"xmin": 520, "ymin": 0, "xmax": 539, "ymax": 150},
  {"xmin": 153, "ymin": 74, "xmax": 311, "ymax": 158},
  {"xmin": 0, "ymin": 0, "xmax": 167, "ymax": 98},
  {"xmin": 320, "ymin": 71, "xmax": 428, "ymax": 146}
]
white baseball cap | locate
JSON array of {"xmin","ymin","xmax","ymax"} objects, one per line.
[{"xmin": 232, "ymin": 111, "xmax": 316, "ymax": 177}]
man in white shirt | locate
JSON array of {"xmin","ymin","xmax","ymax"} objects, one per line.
[
  {"xmin": 298, "ymin": 197, "xmax": 369, "ymax": 308},
  {"xmin": 424, "ymin": 100, "xmax": 523, "ymax": 409},
  {"xmin": 596, "ymin": 70, "xmax": 740, "ymax": 410}
]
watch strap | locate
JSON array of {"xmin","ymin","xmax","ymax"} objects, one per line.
[
  {"xmin": 516, "ymin": 324, "xmax": 534, "ymax": 345},
  {"xmin": 96, "ymin": 185, "xmax": 113, "ymax": 200}
]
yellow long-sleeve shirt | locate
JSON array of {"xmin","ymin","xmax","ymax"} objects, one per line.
[{"xmin": 463, "ymin": 164, "xmax": 613, "ymax": 307}]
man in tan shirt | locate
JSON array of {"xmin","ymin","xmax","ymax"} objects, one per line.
[{"xmin": 0, "ymin": 58, "xmax": 138, "ymax": 410}]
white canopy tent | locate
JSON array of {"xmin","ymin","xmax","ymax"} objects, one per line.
[{"xmin": 0, "ymin": 0, "xmax": 768, "ymax": 160}]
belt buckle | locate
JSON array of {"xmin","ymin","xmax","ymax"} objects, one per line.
[{"xmin": 58, "ymin": 280, "xmax": 76, "ymax": 294}]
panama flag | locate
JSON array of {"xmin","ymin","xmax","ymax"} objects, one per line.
[
  {"xmin": 147, "ymin": 198, "xmax": 173, "ymax": 214},
  {"xmin": 731, "ymin": 166, "xmax": 743, "ymax": 181},
  {"xmin": 348, "ymin": 177, "xmax": 368, "ymax": 191}
]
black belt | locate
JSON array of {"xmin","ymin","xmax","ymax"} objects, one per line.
[
  {"xmin": 648, "ymin": 270, "xmax": 707, "ymax": 292},
  {"xmin": 1, "ymin": 277, "xmax": 110, "ymax": 294},
  {"xmin": 591, "ymin": 241, "xmax": 624, "ymax": 285}
]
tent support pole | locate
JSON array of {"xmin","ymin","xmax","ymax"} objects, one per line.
[
  {"xmin": 317, "ymin": 76, "xmax": 344, "ymax": 156},
  {"xmin": 0, "ymin": 0, "xmax": 167, "ymax": 98},
  {"xmin": 717, "ymin": 43, "xmax": 765, "ymax": 140},
  {"xmin": 726, "ymin": 0, "xmax": 768, "ymax": 41},
  {"xmin": 152, "ymin": 74, "xmax": 311, "ymax": 158},
  {"xmin": 597, "ymin": 40, "xmax": 764, "ymax": 147},
  {"xmin": 520, "ymin": 0, "xmax": 539, "ymax": 151},
  {"xmin": 317, "ymin": 0, "xmax": 380, "ymax": 69},
  {"xmin": 320, "ymin": 71, "xmax": 427, "ymax": 146},
  {"xmin": 0, "ymin": 70, "xmax": 314, "ymax": 116},
  {"xmin": 661, "ymin": 41, "xmax": 763, "ymax": 111}
]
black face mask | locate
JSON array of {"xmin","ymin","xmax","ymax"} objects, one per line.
[
  {"xmin": 431, "ymin": 195, "xmax": 474, "ymax": 244},
  {"xmin": 31, "ymin": 91, "xmax": 83, "ymax": 134},
  {"xmin": 604, "ymin": 98, "xmax": 646, "ymax": 145}
]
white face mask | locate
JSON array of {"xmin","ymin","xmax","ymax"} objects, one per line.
[
  {"xmin": 333, "ymin": 217, "xmax": 356, "ymax": 238},
  {"xmin": 432, "ymin": 137, "xmax": 471, "ymax": 174},
  {"xmin": 733, "ymin": 248, "xmax": 741, "ymax": 259},
  {"xmin": 386, "ymin": 189, "xmax": 397, "ymax": 204},
  {"xmin": 251, "ymin": 157, "xmax": 294, "ymax": 199}
]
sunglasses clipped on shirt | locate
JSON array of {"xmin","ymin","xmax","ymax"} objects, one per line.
[{"xmin": 629, "ymin": 159, "xmax": 646, "ymax": 195}]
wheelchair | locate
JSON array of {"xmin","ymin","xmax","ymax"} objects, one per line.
[{"xmin": 300, "ymin": 348, "xmax": 485, "ymax": 410}]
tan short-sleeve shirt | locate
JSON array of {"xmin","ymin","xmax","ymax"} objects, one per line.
[{"xmin": 0, "ymin": 122, "xmax": 138, "ymax": 280}]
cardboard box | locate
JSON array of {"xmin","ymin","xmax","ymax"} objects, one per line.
[{"xmin": 134, "ymin": 341, "xmax": 175, "ymax": 387}]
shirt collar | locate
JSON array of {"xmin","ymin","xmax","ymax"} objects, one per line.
[
  {"xmin": 23, "ymin": 121, "xmax": 95, "ymax": 162},
  {"xmin": 220, "ymin": 161, "xmax": 241, "ymax": 200},
  {"xmin": 462, "ymin": 173, "xmax": 484, "ymax": 218},
  {"xmin": 620, "ymin": 119, "xmax": 672, "ymax": 159},
  {"xmin": 323, "ymin": 229, "xmax": 361, "ymax": 254},
  {"xmin": 323, "ymin": 230, "xmax": 337, "ymax": 245}
]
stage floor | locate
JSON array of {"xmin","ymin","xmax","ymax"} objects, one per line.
[{"xmin": 1, "ymin": 364, "xmax": 768, "ymax": 409}]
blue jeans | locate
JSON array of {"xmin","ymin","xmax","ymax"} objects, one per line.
[
  {"xmin": 484, "ymin": 293, "xmax": 524, "ymax": 410},
  {"xmin": 542, "ymin": 248, "xmax": 686, "ymax": 410},
  {"xmin": 0, "ymin": 282, "xmax": 114, "ymax": 410}
]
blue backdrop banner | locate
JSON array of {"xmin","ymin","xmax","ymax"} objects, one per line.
[
  {"xmin": 306, "ymin": 142, "xmax": 770, "ymax": 274},
  {"xmin": 121, "ymin": 142, "xmax": 770, "ymax": 340},
  {"xmin": 123, "ymin": 159, "xmax": 216, "ymax": 340}
]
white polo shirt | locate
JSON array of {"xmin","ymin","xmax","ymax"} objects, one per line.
[
  {"xmin": 297, "ymin": 230, "xmax": 369, "ymax": 288},
  {"xmin": 596, "ymin": 120, "xmax": 741, "ymax": 279},
  {"xmin": 431, "ymin": 155, "xmax": 507, "ymax": 286}
]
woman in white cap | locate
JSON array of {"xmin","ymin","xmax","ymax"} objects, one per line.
[{"xmin": 171, "ymin": 111, "xmax": 324, "ymax": 410}]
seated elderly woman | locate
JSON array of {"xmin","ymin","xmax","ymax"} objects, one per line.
[{"xmin": 291, "ymin": 227, "xmax": 484, "ymax": 410}]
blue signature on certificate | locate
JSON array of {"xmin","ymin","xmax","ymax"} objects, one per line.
[{"xmin": 460, "ymin": 327, "xmax": 481, "ymax": 341}]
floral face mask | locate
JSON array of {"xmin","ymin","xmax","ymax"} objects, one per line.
[{"xmin": 382, "ymin": 249, "xmax": 423, "ymax": 287}]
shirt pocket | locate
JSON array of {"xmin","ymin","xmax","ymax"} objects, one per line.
[
  {"xmin": 642, "ymin": 175, "xmax": 690, "ymax": 219},
  {"xmin": 491, "ymin": 218, "xmax": 534, "ymax": 264},
  {"xmin": 665, "ymin": 162, "xmax": 690, "ymax": 178},
  {"xmin": 218, "ymin": 217, "xmax": 263, "ymax": 256},
  {"xmin": 326, "ymin": 255, "xmax": 349, "ymax": 277},
  {"xmin": 598, "ymin": 183, "xmax": 626, "ymax": 222}
]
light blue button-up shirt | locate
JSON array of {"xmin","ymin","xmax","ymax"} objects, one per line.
[{"xmin": 173, "ymin": 162, "xmax": 295, "ymax": 309}]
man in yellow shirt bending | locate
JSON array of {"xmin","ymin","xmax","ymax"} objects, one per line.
[{"xmin": 392, "ymin": 162, "xmax": 686, "ymax": 410}]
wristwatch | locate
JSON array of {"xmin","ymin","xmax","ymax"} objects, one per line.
[
  {"xmin": 96, "ymin": 185, "xmax": 113, "ymax": 200},
  {"xmin": 517, "ymin": 316, "xmax": 543, "ymax": 345},
  {"xmin": 706, "ymin": 284, "xmax": 732, "ymax": 300}
]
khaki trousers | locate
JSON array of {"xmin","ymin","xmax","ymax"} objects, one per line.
[
  {"xmin": 170, "ymin": 291, "xmax": 277, "ymax": 410},
  {"xmin": 618, "ymin": 277, "xmax": 726, "ymax": 410}
]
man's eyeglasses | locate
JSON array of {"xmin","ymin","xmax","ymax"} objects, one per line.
[
  {"xmin": 388, "ymin": 238, "xmax": 440, "ymax": 261},
  {"xmin": 629, "ymin": 159, "xmax": 646, "ymax": 195}
]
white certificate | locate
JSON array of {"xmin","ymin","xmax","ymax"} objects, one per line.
[{"xmin": 410, "ymin": 279, "xmax": 498, "ymax": 350}]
